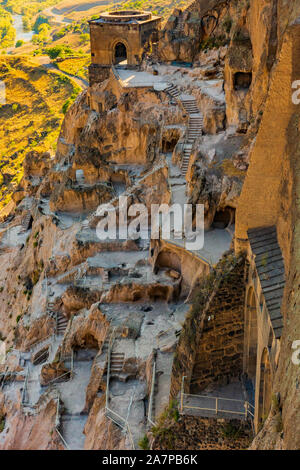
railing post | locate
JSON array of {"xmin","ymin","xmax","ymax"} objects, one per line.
[
  {"xmin": 245, "ymin": 401, "xmax": 248, "ymax": 419},
  {"xmin": 71, "ymin": 349, "xmax": 74, "ymax": 378},
  {"xmin": 147, "ymin": 358, "xmax": 156, "ymax": 426},
  {"xmin": 216, "ymin": 398, "xmax": 218, "ymax": 415}
]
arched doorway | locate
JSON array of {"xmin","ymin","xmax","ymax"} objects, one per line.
[
  {"xmin": 245, "ymin": 287, "xmax": 258, "ymax": 382},
  {"xmin": 155, "ymin": 250, "xmax": 181, "ymax": 274},
  {"xmin": 258, "ymin": 348, "xmax": 272, "ymax": 424},
  {"xmin": 114, "ymin": 42, "xmax": 127, "ymax": 65},
  {"xmin": 212, "ymin": 207, "xmax": 235, "ymax": 229}
]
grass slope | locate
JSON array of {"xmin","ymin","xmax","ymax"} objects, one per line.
[{"xmin": 0, "ymin": 56, "xmax": 80, "ymax": 209}]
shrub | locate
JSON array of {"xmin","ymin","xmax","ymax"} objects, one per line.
[
  {"xmin": 33, "ymin": 15, "xmax": 49, "ymax": 34},
  {"xmin": 0, "ymin": 417, "xmax": 5, "ymax": 433},
  {"xmin": 45, "ymin": 45, "xmax": 74, "ymax": 60},
  {"xmin": 80, "ymin": 33, "xmax": 89, "ymax": 45},
  {"xmin": 138, "ymin": 435, "xmax": 150, "ymax": 450},
  {"xmin": 221, "ymin": 422, "xmax": 242, "ymax": 439},
  {"xmin": 16, "ymin": 40, "xmax": 24, "ymax": 48}
]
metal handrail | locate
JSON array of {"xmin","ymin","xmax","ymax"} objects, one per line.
[
  {"xmin": 25, "ymin": 333, "xmax": 54, "ymax": 353},
  {"xmin": 21, "ymin": 365, "xmax": 29, "ymax": 405},
  {"xmin": 183, "ymin": 392, "xmax": 248, "ymax": 403},
  {"xmin": 55, "ymin": 428, "xmax": 70, "ymax": 450},
  {"xmin": 181, "ymin": 391, "xmax": 255, "ymax": 420},
  {"xmin": 164, "ymin": 238, "xmax": 211, "ymax": 266},
  {"xmin": 105, "ymin": 328, "xmax": 116, "ymax": 408},
  {"xmin": 46, "ymin": 370, "xmax": 72, "ymax": 386},
  {"xmin": 32, "ymin": 347, "xmax": 51, "ymax": 366},
  {"xmin": 105, "ymin": 406, "xmax": 135, "ymax": 450}
]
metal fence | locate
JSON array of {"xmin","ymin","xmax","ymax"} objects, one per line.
[
  {"xmin": 181, "ymin": 393, "xmax": 254, "ymax": 420},
  {"xmin": 180, "ymin": 375, "xmax": 255, "ymax": 421}
]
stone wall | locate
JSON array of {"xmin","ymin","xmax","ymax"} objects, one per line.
[
  {"xmin": 190, "ymin": 260, "xmax": 245, "ymax": 392},
  {"xmin": 170, "ymin": 253, "xmax": 245, "ymax": 399},
  {"xmin": 88, "ymin": 64, "xmax": 110, "ymax": 87}
]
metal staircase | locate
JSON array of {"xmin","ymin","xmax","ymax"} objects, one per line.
[{"xmin": 56, "ymin": 313, "xmax": 69, "ymax": 335}]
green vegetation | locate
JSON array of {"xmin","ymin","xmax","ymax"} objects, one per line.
[
  {"xmin": 0, "ymin": 6, "xmax": 16, "ymax": 48},
  {"xmin": 110, "ymin": 0, "xmax": 185, "ymax": 18},
  {"xmin": 33, "ymin": 15, "xmax": 49, "ymax": 33},
  {"xmin": 200, "ymin": 35, "xmax": 229, "ymax": 51},
  {"xmin": 151, "ymin": 400, "xmax": 180, "ymax": 449},
  {"xmin": 1, "ymin": 0, "xmax": 61, "ymax": 31},
  {"xmin": 32, "ymin": 23, "xmax": 51, "ymax": 45},
  {"xmin": 15, "ymin": 39, "xmax": 25, "ymax": 48},
  {"xmin": 0, "ymin": 56, "xmax": 79, "ymax": 210},
  {"xmin": 44, "ymin": 44, "xmax": 75, "ymax": 59},
  {"xmin": 138, "ymin": 434, "xmax": 150, "ymax": 450},
  {"xmin": 0, "ymin": 416, "xmax": 5, "ymax": 433},
  {"xmin": 56, "ymin": 55, "xmax": 90, "ymax": 81},
  {"xmin": 221, "ymin": 422, "xmax": 243, "ymax": 439}
]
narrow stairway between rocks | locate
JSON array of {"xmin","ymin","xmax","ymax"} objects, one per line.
[{"xmin": 165, "ymin": 84, "xmax": 203, "ymax": 176}]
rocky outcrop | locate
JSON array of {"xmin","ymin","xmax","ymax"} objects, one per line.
[
  {"xmin": 0, "ymin": 394, "xmax": 61, "ymax": 450},
  {"xmin": 158, "ymin": 1, "xmax": 231, "ymax": 63},
  {"xmin": 40, "ymin": 362, "xmax": 70, "ymax": 386},
  {"xmin": 84, "ymin": 396, "xmax": 126, "ymax": 450}
]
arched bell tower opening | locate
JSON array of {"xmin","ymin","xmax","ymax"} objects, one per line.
[
  {"xmin": 88, "ymin": 10, "xmax": 161, "ymax": 85},
  {"xmin": 114, "ymin": 42, "xmax": 127, "ymax": 65}
]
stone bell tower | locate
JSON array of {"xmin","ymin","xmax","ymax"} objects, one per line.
[{"xmin": 88, "ymin": 10, "xmax": 161, "ymax": 86}]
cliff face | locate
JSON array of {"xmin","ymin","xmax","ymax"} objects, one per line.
[{"xmin": 0, "ymin": 0, "xmax": 299, "ymax": 451}]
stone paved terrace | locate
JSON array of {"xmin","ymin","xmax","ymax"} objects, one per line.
[
  {"xmin": 165, "ymin": 228, "xmax": 233, "ymax": 266},
  {"xmin": 115, "ymin": 67, "xmax": 168, "ymax": 89}
]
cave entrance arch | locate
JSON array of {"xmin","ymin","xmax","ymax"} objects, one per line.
[
  {"xmin": 155, "ymin": 250, "xmax": 181, "ymax": 274},
  {"xmin": 114, "ymin": 42, "xmax": 127, "ymax": 65},
  {"xmin": 212, "ymin": 207, "xmax": 235, "ymax": 229},
  {"xmin": 234, "ymin": 72, "xmax": 252, "ymax": 91}
]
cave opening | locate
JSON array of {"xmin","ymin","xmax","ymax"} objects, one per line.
[
  {"xmin": 234, "ymin": 72, "xmax": 252, "ymax": 91},
  {"xmin": 212, "ymin": 207, "xmax": 235, "ymax": 229}
]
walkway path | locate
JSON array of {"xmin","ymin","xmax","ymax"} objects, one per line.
[
  {"xmin": 37, "ymin": 57, "xmax": 89, "ymax": 89},
  {"xmin": 43, "ymin": 7, "xmax": 73, "ymax": 25},
  {"xmin": 181, "ymin": 381, "xmax": 249, "ymax": 420}
]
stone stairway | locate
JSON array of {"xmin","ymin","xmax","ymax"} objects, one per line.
[
  {"xmin": 104, "ymin": 351, "xmax": 125, "ymax": 375},
  {"xmin": 180, "ymin": 110, "xmax": 203, "ymax": 176},
  {"xmin": 102, "ymin": 270, "xmax": 109, "ymax": 284},
  {"xmin": 164, "ymin": 84, "xmax": 203, "ymax": 176},
  {"xmin": 174, "ymin": 14, "xmax": 185, "ymax": 34},
  {"xmin": 105, "ymin": 408, "xmax": 126, "ymax": 429},
  {"xmin": 47, "ymin": 301, "xmax": 56, "ymax": 319},
  {"xmin": 21, "ymin": 212, "xmax": 32, "ymax": 233},
  {"xmin": 164, "ymin": 83, "xmax": 181, "ymax": 98},
  {"xmin": 56, "ymin": 313, "xmax": 69, "ymax": 335}
]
